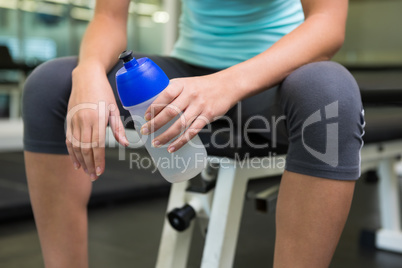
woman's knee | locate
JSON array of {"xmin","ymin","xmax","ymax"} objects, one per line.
[
  {"xmin": 23, "ymin": 57, "xmax": 77, "ymax": 106},
  {"xmin": 280, "ymin": 61, "xmax": 362, "ymax": 119},
  {"xmin": 280, "ymin": 61, "xmax": 365, "ymax": 180},
  {"xmin": 23, "ymin": 57, "xmax": 78, "ymax": 154},
  {"xmin": 23, "ymin": 56, "xmax": 78, "ymax": 120}
]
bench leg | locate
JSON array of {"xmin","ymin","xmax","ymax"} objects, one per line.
[
  {"xmin": 201, "ymin": 163, "xmax": 248, "ymax": 268},
  {"xmin": 376, "ymin": 158, "xmax": 402, "ymax": 253},
  {"xmin": 156, "ymin": 181, "xmax": 194, "ymax": 268}
]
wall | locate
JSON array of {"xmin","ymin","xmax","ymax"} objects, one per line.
[{"xmin": 334, "ymin": 0, "xmax": 402, "ymax": 66}]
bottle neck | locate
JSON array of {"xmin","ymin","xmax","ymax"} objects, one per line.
[{"xmin": 124, "ymin": 58, "xmax": 139, "ymax": 69}]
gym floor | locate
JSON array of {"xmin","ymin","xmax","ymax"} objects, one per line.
[{"xmin": 0, "ymin": 148, "xmax": 402, "ymax": 268}]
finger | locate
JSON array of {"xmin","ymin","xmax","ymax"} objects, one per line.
[
  {"xmin": 66, "ymin": 139, "xmax": 80, "ymax": 170},
  {"xmin": 167, "ymin": 116, "xmax": 209, "ymax": 152},
  {"xmin": 65, "ymin": 124, "xmax": 81, "ymax": 170},
  {"xmin": 80, "ymin": 127, "xmax": 96, "ymax": 180},
  {"xmin": 144, "ymin": 80, "xmax": 183, "ymax": 120},
  {"xmin": 92, "ymin": 125, "xmax": 105, "ymax": 180},
  {"xmin": 71, "ymin": 126, "xmax": 88, "ymax": 173},
  {"xmin": 141, "ymin": 100, "xmax": 187, "ymax": 136},
  {"xmin": 109, "ymin": 104, "xmax": 129, "ymax": 146},
  {"xmin": 151, "ymin": 105, "xmax": 201, "ymax": 147}
]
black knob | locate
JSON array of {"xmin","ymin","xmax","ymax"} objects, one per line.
[
  {"xmin": 167, "ymin": 204, "xmax": 196, "ymax": 231},
  {"xmin": 119, "ymin": 50, "xmax": 133, "ymax": 63}
]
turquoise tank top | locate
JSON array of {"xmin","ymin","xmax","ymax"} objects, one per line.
[{"xmin": 171, "ymin": 0, "xmax": 304, "ymax": 69}]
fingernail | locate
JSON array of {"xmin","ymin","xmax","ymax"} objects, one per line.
[
  {"xmin": 141, "ymin": 127, "xmax": 149, "ymax": 135},
  {"xmin": 90, "ymin": 173, "xmax": 96, "ymax": 181},
  {"xmin": 122, "ymin": 136, "xmax": 130, "ymax": 146},
  {"xmin": 96, "ymin": 167, "xmax": 102, "ymax": 176},
  {"xmin": 144, "ymin": 113, "xmax": 151, "ymax": 121},
  {"xmin": 84, "ymin": 168, "xmax": 89, "ymax": 174},
  {"xmin": 73, "ymin": 162, "xmax": 79, "ymax": 170},
  {"xmin": 168, "ymin": 146, "xmax": 175, "ymax": 153},
  {"xmin": 152, "ymin": 140, "xmax": 161, "ymax": 148}
]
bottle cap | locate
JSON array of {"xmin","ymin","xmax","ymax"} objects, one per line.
[
  {"xmin": 119, "ymin": 50, "xmax": 134, "ymax": 63},
  {"xmin": 118, "ymin": 50, "xmax": 138, "ymax": 69}
]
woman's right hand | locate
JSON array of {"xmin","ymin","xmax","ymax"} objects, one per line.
[{"xmin": 65, "ymin": 62, "xmax": 129, "ymax": 181}]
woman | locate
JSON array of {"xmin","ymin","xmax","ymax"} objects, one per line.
[{"xmin": 23, "ymin": 0, "xmax": 364, "ymax": 267}]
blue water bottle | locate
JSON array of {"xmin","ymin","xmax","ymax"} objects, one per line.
[{"xmin": 116, "ymin": 50, "xmax": 207, "ymax": 183}]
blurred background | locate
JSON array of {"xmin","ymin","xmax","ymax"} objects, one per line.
[
  {"xmin": 0, "ymin": 0, "xmax": 402, "ymax": 267},
  {"xmin": 1, "ymin": 0, "xmax": 402, "ymax": 65},
  {"xmin": 1, "ymin": 0, "xmax": 402, "ymax": 66},
  {"xmin": 0, "ymin": 0, "xmax": 167, "ymax": 63}
]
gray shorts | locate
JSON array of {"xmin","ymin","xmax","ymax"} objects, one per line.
[{"xmin": 22, "ymin": 54, "xmax": 365, "ymax": 180}]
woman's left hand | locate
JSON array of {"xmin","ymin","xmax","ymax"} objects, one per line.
[{"xmin": 140, "ymin": 74, "xmax": 235, "ymax": 153}]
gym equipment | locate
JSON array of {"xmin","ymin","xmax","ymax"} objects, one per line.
[{"xmin": 0, "ymin": 46, "xmax": 29, "ymax": 119}]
